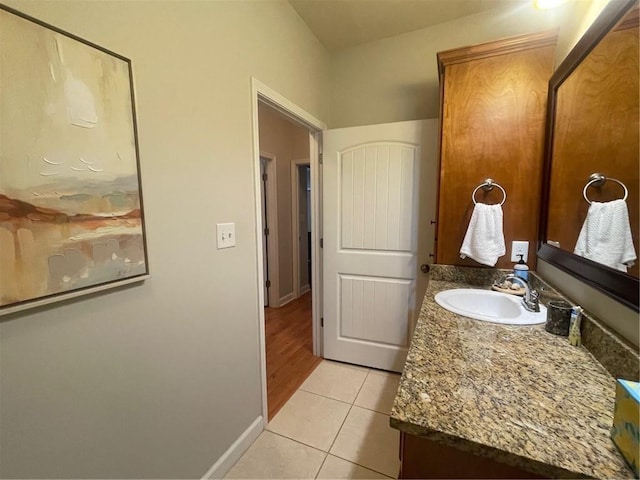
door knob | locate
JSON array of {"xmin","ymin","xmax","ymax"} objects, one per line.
[{"xmin": 420, "ymin": 264, "xmax": 430, "ymax": 273}]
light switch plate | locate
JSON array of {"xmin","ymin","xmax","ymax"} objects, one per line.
[
  {"xmin": 511, "ymin": 240, "xmax": 529, "ymax": 262},
  {"xmin": 217, "ymin": 223, "xmax": 236, "ymax": 249}
]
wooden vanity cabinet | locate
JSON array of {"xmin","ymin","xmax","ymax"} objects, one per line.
[
  {"xmin": 399, "ymin": 432, "xmax": 543, "ymax": 479},
  {"xmin": 435, "ymin": 31, "xmax": 557, "ymax": 270}
]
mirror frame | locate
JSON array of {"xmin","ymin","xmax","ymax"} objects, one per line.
[{"xmin": 538, "ymin": 0, "xmax": 639, "ymax": 312}]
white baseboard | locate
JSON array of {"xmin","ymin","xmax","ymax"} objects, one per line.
[
  {"xmin": 201, "ymin": 416, "xmax": 263, "ymax": 479},
  {"xmin": 300, "ymin": 284, "xmax": 310, "ymax": 295},
  {"xmin": 279, "ymin": 292, "xmax": 295, "ymax": 306}
]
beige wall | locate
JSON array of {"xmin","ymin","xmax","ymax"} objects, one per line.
[
  {"xmin": 328, "ymin": 1, "xmax": 591, "ymax": 128},
  {"xmin": 258, "ymin": 102, "xmax": 309, "ymax": 302},
  {"xmin": 0, "ymin": 1, "xmax": 328, "ymax": 478},
  {"xmin": 569, "ymin": 0, "xmax": 613, "ymax": 54},
  {"xmin": 292, "ymin": 126, "xmax": 312, "ymax": 159}
]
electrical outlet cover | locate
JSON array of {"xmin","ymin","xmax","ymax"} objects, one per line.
[{"xmin": 511, "ymin": 240, "xmax": 529, "ymax": 262}]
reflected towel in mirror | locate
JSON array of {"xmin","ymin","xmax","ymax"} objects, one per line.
[
  {"xmin": 459, "ymin": 203, "xmax": 505, "ymax": 267},
  {"xmin": 574, "ymin": 199, "xmax": 637, "ymax": 272}
]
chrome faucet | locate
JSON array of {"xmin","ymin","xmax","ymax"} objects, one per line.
[{"xmin": 504, "ymin": 274, "xmax": 540, "ymax": 313}]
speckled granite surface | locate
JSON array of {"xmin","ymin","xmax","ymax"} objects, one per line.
[
  {"xmin": 391, "ymin": 266, "xmax": 634, "ymax": 479},
  {"xmin": 582, "ymin": 316, "xmax": 639, "ymax": 381},
  {"xmin": 529, "ymin": 273, "xmax": 639, "ymax": 382},
  {"xmin": 431, "ymin": 265, "xmax": 640, "ymax": 381}
]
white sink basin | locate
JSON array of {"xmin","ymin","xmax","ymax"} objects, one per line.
[{"xmin": 434, "ymin": 289, "xmax": 547, "ymax": 325}]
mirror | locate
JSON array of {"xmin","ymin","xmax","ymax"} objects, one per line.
[
  {"xmin": 539, "ymin": 0, "xmax": 639, "ymax": 311},
  {"xmin": 548, "ymin": 4, "xmax": 639, "ymax": 277}
]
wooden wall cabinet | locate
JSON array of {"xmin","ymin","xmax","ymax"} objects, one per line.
[{"xmin": 435, "ymin": 32, "xmax": 557, "ymax": 270}]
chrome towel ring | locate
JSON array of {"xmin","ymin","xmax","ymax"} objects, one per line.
[
  {"xmin": 583, "ymin": 173, "xmax": 628, "ymax": 205},
  {"xmin": 472, "ymin": 178, "xmax": 506, "ymax": 206}
]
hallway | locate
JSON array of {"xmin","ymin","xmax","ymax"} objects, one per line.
[{"xmin": 266, "ymin": 291, "xmax": 322, "ymax": 420}]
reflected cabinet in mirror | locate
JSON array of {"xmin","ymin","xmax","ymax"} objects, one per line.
[{"xmin": 539, "ymin": 0, "xmax": 639, "ymax": 311}]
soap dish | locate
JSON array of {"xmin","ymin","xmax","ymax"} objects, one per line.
[{"xmin": 491, "ymin": 283, "xmax": 525, "ymax": 296}]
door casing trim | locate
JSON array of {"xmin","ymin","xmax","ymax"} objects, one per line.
[
  {"xmin": 259, "ymin": 152, "xmax": 279, "ymax": 307},
  {"xmin": 250, "ymin": 78, "xmax": 326, "ymax": 427}
]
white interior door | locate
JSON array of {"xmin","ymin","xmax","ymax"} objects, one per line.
[{"xmin": 323, "ymin": 120, "xmax": 438, "ymax": 372}]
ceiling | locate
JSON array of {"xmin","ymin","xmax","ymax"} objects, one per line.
[{"xmin": 288, "ymin": 0, "xmax": 530, "ymax": 51}]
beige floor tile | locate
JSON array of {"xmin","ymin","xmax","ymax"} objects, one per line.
[
  {"xmin": 354, "ymin": 371, "xmax": 401, "ymax": 415},
  {"xmin": 299, "ymin": 360, "xmax": 369, "ymax": 403},
  {"xmin": 330, "ymin": 406, "xmax": 400, "ymax": 478},
  {"xmin": 225, "ymin": 431, "xmax": 325, "ymax": 479},
  {"xmin": 267, "ymin": 390, "xmax": 350, "ymax": 451},
  {"xmin": 317, "ymin": 454, "xmax": 391, "ymax": 479}
]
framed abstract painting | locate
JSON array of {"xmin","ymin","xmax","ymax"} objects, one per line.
[{"xmin": 0, "ymin": 5, "xmax": 149, "ymax": 315}]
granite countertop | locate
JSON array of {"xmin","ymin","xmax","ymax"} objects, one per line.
[{"xmin": 390, "ymin": 271, "xmax": 633, "ymax": 479}]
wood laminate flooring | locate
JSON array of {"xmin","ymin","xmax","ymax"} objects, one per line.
[{"xmin": 265, "ymin": 291, "xmax": 322, "ymax": 420}]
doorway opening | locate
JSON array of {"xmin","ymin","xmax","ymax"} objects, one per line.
[
  {"xmin": 251, "ymin": 79, "xmax": 326, "ymax": 423},
  {"xmin": 292, "ymin": 161, "xmax": 311, "ymax": 298}
]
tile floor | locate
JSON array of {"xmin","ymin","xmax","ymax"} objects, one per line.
[{"xmin": 225, "ymin": 360, "xmax": 402, "ymax": 479}]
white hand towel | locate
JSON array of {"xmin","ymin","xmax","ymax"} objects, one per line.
[
  {"xmin": 459, "ymin": 203, "xmax": 506, "ymax": 267},
  {"xmin": 574, "ymin": 199, "xmax": 637, "ymax": 272}
]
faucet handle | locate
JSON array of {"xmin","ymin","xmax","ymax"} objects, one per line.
[{"xmin": 528, "ymin": 290, "xmax": 541, "ymax": 312}]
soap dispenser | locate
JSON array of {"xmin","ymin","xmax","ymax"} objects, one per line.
[{"xmin": 514, "ymin": 254, "xmax": 529, "ymax": 281}]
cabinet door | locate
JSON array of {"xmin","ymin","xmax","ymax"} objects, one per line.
[{"xmin": 399, "ymin": 433, "xmax": 542, "ymax": 479}]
